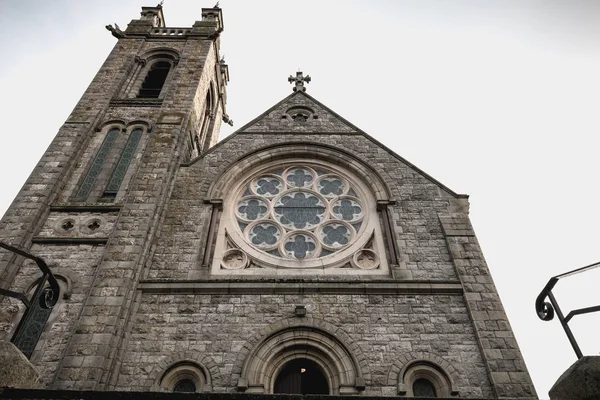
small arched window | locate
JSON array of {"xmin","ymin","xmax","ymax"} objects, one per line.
[
  {"xmin": 173, "ymin": 379, "xmax": 196, "ymax": 393},
  {"xmin": 398, "ymin": 360, "xmax": 457, "ymax": 398},
  {"xmin": 413, "ymin": 378, "xmax": 437, "ymax": 398},
  {"xmin": 158, "ymin": 362, "xmax": 207, "ymax": 393},
  {"xmin": 137, "ymin": 61, "xmax": 171, "ymax": 98}
]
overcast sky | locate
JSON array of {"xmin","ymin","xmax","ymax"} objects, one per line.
[{"xmin": 1, "ymin": 1, "xmax": 599, "ymax": 398}]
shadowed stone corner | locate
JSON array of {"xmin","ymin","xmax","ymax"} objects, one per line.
[
  {"xmin": 549, "ymin": 356, "xmax": 600, "ymax": 400},
  {"xmin": 0, "ymin": 341, "xmax": 42, "ymax": 389}
]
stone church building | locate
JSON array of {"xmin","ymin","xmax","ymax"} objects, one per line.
[{"xmin": 0, "ymin": 4, "xmax": 537, "ymax": 399}]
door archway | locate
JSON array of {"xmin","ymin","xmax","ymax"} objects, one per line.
[{"xmin": 274, "ymin": 358, "xmax": 329, "ymax": 395}]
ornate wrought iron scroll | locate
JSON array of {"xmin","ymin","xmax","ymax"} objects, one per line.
[
  {"xmin": 0, "ymin": 241, "xmax": 59, "ymax": 358},
  {"xmin": 536, "ymin": 260, "xmax": 600, "ymax": 359}
]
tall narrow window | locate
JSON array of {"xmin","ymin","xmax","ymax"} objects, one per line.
[
  {"xmin": 105, "ymin": 128, "xmax": 143, "ymax": 195},
  {"xmin": 197, "ymin": 89, "xmax": 214, "ymax": 152},
  {"xmin": 75, "ymin": 128, "xmax": 119, "ymax": 200},
  {"xmin": 137, "ymin": 61, "xmax": 171, "ymax": 98}
]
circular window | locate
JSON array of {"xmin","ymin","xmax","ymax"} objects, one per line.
[{"xmin": 233, "ymin": 164, "xmax": 367, "ymax": 261}]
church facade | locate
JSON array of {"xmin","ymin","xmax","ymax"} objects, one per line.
[{"xmin": 0, "ymin": 5, "xmax": 537, "ymax": 399}]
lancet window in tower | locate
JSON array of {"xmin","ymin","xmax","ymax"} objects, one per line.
[
  {"xmin": 105, "ymin": 128, "xmax": 143, "ymax": 194},
  {"xmin": 75, "ymin": 128, "xmax": 120, "ymax": 200},
  {"xmin": 74, "ymin": 125, "xmax": 145, "ymax": 202},
  {"xmin": 137, "ymin": 61, "xmax": 171, "ymax": 98},
  {"xmin": 196, "ymin": 86, "xmax": 215, "ymax": 153}
]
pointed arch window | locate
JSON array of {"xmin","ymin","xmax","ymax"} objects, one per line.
[
  {"xmin": 75, "ymin": 128, "xmax": 120, "ymax": 200},
  {"xmin": 74, "ymin": 125, "xmax": 146, "ymax": 202},
  {"xmin": 105, "ymin": 128, "xmax": 143, "ymax": 194},
  {"xmin": 119, "ymin": 50, "xmax": 180, "ymax": 101}
]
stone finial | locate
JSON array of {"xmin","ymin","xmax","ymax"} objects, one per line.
[
  {"xmin": 288, "ymin": 71, "xmax": 311, "ymax": 92},
  {"xmin": 140, "ymin": 5, "xmax": 165, "ymax": 27}
]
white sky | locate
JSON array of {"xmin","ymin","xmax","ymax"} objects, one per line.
[{"xmin": 1, "ymin": 1, "xmax": 599, "ymax": 398}]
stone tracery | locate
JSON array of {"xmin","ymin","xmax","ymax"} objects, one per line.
[{"xmin": 235, "ymin": 165, "xmax": 365, "ymax": 261}]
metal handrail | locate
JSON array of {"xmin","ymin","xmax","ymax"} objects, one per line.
[
  {"xmin": 0, "ymin": 241, "xmax": 59, "ymax": 309},
  {"xmin": 535, "ymin": 261, "xmax": 600, "ymax": 359}
]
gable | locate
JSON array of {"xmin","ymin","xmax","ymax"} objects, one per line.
[{"xmin": 237, "ymin": 91, "xmax": 359, "ymax": 133}]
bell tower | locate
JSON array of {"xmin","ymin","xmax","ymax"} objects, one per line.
[{"xmin": 0, "ymin": 4, "xmax": 228, "ymax": 390}]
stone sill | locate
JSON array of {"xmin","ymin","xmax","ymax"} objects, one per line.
[
  {"xmin": 138, "ymin": 280, "xmax": 463, "ymax": 295},
  {"xmin": 31, "ymin": 237, "xmax": 108, "ymax": 245},
  {"xmin": 109, "ymin": 98, "xmax": 163, "ymax": 107}
]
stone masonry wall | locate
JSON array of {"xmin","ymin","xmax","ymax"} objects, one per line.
[
  {"xmin": 0, "ymin": 15, "xmax": 226, "ymax": 392},
  {"xmin": 0, "ymin": 244, "xmax": 104, "ymax": 386},
  {"xmin": 53, "ymin": 32, "xmax": 224, "ymax": 390},
  {"xmin": 149, "ymin": 131, "xmax": 459, "ymax": 281},
  {"xmin": 116, "ymin": 293, "xmax": 493, "ymax": 398},
  {"xmin": 441, "ymin": 215, "xmax": 537, "ymax": 399}
]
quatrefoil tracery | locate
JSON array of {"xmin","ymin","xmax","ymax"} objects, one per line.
[{"xmin": 235, "ymin": 166, "xmax": 364, "ymax": 261}]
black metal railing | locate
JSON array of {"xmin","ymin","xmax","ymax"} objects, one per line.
[
  {"xmin": 536, "ymin": 260, "xmax": 600, "ymax": 359},
  {"xmin": 0, "ymin": 241, "xmax": 59, "ymax": 358}
]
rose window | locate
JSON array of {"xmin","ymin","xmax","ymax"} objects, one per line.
[{"xmin": 235, "ymin": 166, "xmax": 365, "ymax": 260}]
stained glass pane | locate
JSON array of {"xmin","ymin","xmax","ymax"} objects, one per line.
[
  {"xmin": 285, "ymin": 168, "xmax": 314, "ymax": 188},
  {"xmin": 267, "ymin": 249, "xmax": 282, "ymax": 257},
  {"xmin": 320, "ymin": 223, "xmax": 352, "ymax": 248},
  {"xmin": 317, "ymin": 175, "xmax": 346, "ymax": 198},
  {"xmin": 332, "ymin": 197, "xmax": 363, "ymax": 222},
  {"xmin": 253, "ymin": 176, "xmax": 284, "ymax": 197},
  {"xmin": 75, "ymin": 128, "xmax": 119, "ymax": 200},
  {"xmin": 319, "ymin": 249, "xmax": 333, "ymax": 257},
  {"xmin": 234, "ymin": 165, "xmax": 368, "ymax": 261},
  {"xmin": 283, "ymin": 233, "xmax": 317, "ymax": 259},
  {"xmin": 12, "ymin": 286, "xmax": 54, "ymax": 359},
  {"xmin": 274, "ymin": 191, "xmax": 325, "ymax": 229},
  {"xmin": 237, "ymin": 198, "xmax": 269, "ymax": 221},
  {"xmin": 249, "ymin": 222, "xmax": 281, "ymax": 249},
  {"xmin": 105, "ymin": 128, "xmax": 142, "ymax": 193}
]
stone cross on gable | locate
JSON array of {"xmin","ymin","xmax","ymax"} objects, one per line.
[{"xmin": 288, "ymin": 71, "xmax": 311, "ymax": 92}]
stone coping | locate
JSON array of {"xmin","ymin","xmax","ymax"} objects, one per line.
[{"xmin": 0, "ymin": 388, "xmax": 487, "ymax": 400}]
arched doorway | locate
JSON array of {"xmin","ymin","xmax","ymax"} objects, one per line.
[
  {"xmin": 238, "ymin": 325, "xmax": 365, "ymax": 395},
  {"xmin": 274, "ymin": 358, "xmax": 329, "ymax": 395}
]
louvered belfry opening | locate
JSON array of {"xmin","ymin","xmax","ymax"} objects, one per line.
[{"xmin": 137, "ymin": 61, "xmax": 170, "ymax": 98}]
